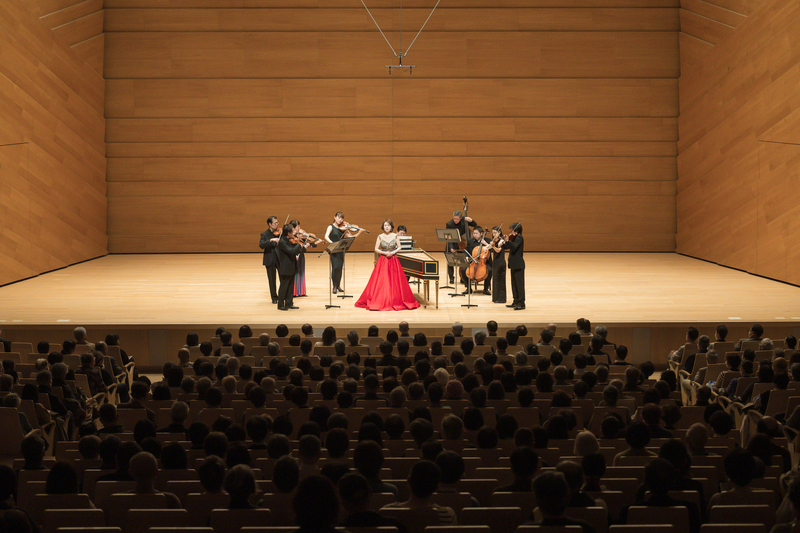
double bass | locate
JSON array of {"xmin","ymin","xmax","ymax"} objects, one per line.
[
  {"xmin": 465, "ymin": 227, "xmax": 490, "ymax": 282},
  {"xmin": 458, "ymin": 196, "xmax": 469, "ymax": 251}
]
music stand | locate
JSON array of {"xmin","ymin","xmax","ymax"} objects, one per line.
[
  {"xmin": 321, "ymin": 237, "xmax": 355, "ymax": 309},
  {"xmin": 437, "ymin": 228, "xmax": 462, "ymax": 289},
  {"xmin": 444, "ymin": 251, "xmax": 468, "ymax": 299}
]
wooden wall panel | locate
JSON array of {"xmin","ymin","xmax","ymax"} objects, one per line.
[
  {"xmin": 677, "ymin": 0, "xmax": 800, "ymax": 285},
  {"xmin": 104, "ymin": 32, "xmax": 679, "ymax": 79},
  {"xmin": 104, "ymin": 2, "xmax": 679, "ymax": 254},
  {"xmin": 0, "ymin": 0, "xmax": 106, "ymax": 286}
]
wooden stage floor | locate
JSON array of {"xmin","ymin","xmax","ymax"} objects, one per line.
[{"xmin": 2, "ymin": 252, "xmax": 800, "ymax": 329}]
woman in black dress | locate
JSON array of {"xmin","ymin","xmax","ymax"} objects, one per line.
[
  {"xmin": 323, "ymin": 212, "xmax": 364, "ymax": 293},
  {"xmin": 488, "ymin": 226, "xmax": 506, "ymax": 304}
]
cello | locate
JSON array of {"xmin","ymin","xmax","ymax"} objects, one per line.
[{"xmin": 465, "ymin": 227, "xmax": 491, "ymax": 283}]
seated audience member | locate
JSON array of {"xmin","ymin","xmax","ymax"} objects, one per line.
[
  {"xmin": 160, "ymin": 442, "xmax": 188, "ymax": 470},
  {"xmin": 98, "ymin": 441, "xmax": 142, "ymax": 482},
  {"xmin": 3, "ymin": 394, "xmax": 33, "ymax": 434},
  {"xmin": 0, "ymin": 465, "xmax": 40, "ymax": 531},
  {"xmin": 293, "ymin": 475, "xmax": 341, "ymax": 533},
  {"xmin": 224, "ymin": 464, "xmax": 258, "ymax": 509},
  {"xmin": 773, "ymin": 478, "xmax": 800, "ymax": 533},
  {"xmin": 619, "ymin": 458, "xmax": 701, "ymax": 533},
  {"xmin": 353, "ymin": 441, "xmax": 397, "ymax": 497},
  {"xmin": 45, "ymin": 462, "xmax": 85, "ymax": 497},
  {"xmin": 20, "ymin": 435, "xmax": 48, "ymax": 471},
  {"xmin": 157, "ymin": 401, "xmax": 190, "ymax": 438},
  {"xmin": 685, "ymin": 423, "xmax": 711, "ymax": 457},
  {"xmin": 125, "ymin": 452, "xmax": 181, "ymax": 507},
  {"xmin": 381, "ymin": 460, "xmax": 457, "ymax": 524},
  {"xmin": 642, "ymin": 404, "xmax": 673, "ymax": 439},
  {"xmin": 528, "ymin": 471, "xmax": 596, "ymax": 533},
  {"xmin": 297, "ymin": 435, "xmax": 322, "ymax": 478},
  {"xmin": 613, "ymin": 422, "xmax": 656, "ymax": 465},
  {"xmin": 338, "ymin": 473, "xmax": 408, "ymax": 533},
  {"xmin": 708, "ymin": 449, "xmax": 757, "ymax": 511},
  {"xmin": 734, "ymin": 324, "xmax": 764, "ymax": 352},
  {"xmin": 495, "ymin": 447, "xmax": 538, "ymax": 492},
  {"xmin": 612, "ymin": 345, "xmax": 632, "ymax": 366},
  {"xmin": 73, "ymin": 352, "xmax": 107, "ymax": 395},
  {"xmin": 580, "ymin": 452, "xmax": 607, "ymax": 493},
  {"xmin": 557, "ymin": 460, "xmax": 606, "ymax": 511},
  {"xmin": 573, "ymin": 431, "xmax": 600, "ymax": 458}
]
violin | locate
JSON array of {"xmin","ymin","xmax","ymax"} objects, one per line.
[
  {"xmin": 465, "ymin": 227, "xmax": 491, "ymax": 282},
  {"xmin": 292, "ymin": 231, "xmax": 323, "ymax": 246},
  {"xmin": 337, "ymin": 222, "xmax": 370, "ymax": 234}
]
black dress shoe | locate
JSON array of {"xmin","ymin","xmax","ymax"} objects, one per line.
[
  {"xmin": 289, "ymin": 305, "xmax": 299, "ymax": 309},
  {"xmin": 482, "ymin": 289, "xmax": 491, "ymax": 295},
  {"xmin": 271, "ymin": 299, "xmax": 278, "ymax": 304},
  {"xmin": 462, "ymin": 289, "xmax": 472, "ymax": 295},
  {"xmin": 506, "ymin": 303, "xmax": 517, "ymax": 308},
  {"xmin": 277, "ymin": 306, "xmax": 288, "ymax": 311},
  {"xmin": 514, "ymin": 304, "xmax": 525, "ymax": 310}
]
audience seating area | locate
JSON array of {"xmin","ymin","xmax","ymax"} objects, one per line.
[{"xmin": 1, "ymin": 321, "xmax": 799, "ymax": 533}]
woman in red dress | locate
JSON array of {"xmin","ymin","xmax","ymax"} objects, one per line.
[{"xmin": 355, "ymin": 219, "xmax": 420, "ymax": 311}]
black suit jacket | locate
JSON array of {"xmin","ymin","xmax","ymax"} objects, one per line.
[
  {"xmin": 445, "ymin": 218, "xmax": 477, "ymax": 250},
  {"xmin": 260, "ymin": 230, "xmax": 279, "ymax": 267},
  {"xmin": 504, "ymin": 235, "xmax": 525, "ymax": 269},
  {"xmin": 277, "ymin": 236, "xmax": 301, "ymax": 276}
]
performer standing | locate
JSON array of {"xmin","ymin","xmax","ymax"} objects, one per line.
[
  {"xmin": 324, "ymin": 212, "xmax": 364, "ymax": 294},
  {"xmin": 488, "ymin": 226, "xmax": 507, "ymax": 304},
  {"xmin": 445, "ymin": 200, "xmax": 477, "ymax": 285},
  {"xmin": 503, "ymin": 222, "xmax": 525, "ymax": 310},
  {"xmin": 290, "ymin": 219, "xmax": 322, "ymax": 297},
  {"xmin": 277, "ymin": 224, "xmax": 310, "ymax": 310},
  {"xmin": 259, "ymin": 216, "xmax": 281, "ymax": 304},
  {"xmin": 355, "ymin": 220, "xmax": 420, "ymax": 311},
  {"xmin": 460, "ymin": 227, "xmax": 492, "ymax": 295}
]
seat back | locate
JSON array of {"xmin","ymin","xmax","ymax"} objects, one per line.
[
  {"xmin": 460, "ymin": 507, "xmax": 525, "ymax": 533},
  {"xmin": 208, "ymin": 509, "xmax": 272, "ymax": 533},
  {"xmin": 564, "ymin": 507, "xmax": 607, "ymax": 533},
  {"xmin": 184, "ymin": 492, "xmax": 230, "ymax": 527},
  {"xmin": 42, "ymin": 508, "xmax": 105, "ymax": 533},
  {"xmin": 708, "ymin": 504, "xmax": 774, "ymax": 529},
  {"xmin": 378, "ymin": 507, "xmax": 441, "ymax": 533},
  {"xmin": 626, "ymin": 506, "xmax": 689, "ymax": 531},
  {"xmin": 124, "ymin": 509, "xmax": 189, "ymax": 533}
]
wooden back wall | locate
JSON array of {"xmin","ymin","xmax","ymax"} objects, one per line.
[
  {"xmin": 104, "ymin": 0, "xmax": 680, "ymax": 254},
  {"xmin": 677, "ymin": 0, "xmax": 800, "ymax": 286},
  {"xmin": 0, "ymin": 0, "xmax": 106, "ymax": 287}
]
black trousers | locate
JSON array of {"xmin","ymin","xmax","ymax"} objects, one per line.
[
  {"xmin": 492, "ymin": 260, "xmax": 506, "ymax": 303},
  {"xmin": 278, "ymin": 273, "xmax": 295, "ymax": 308},
  {"xmin": 265, "ymin": 264, "xmax": 278, "ymax": 300},
  {"xmin": 330, "ymin": 252, "xmax": 344, "ymax": 288},
  {"xmin": 510, "ymin": 268, "xmax": 525, "ymax": 305}
]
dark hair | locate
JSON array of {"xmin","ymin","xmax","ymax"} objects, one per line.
[
  {"xmin": 45, "ymin": 462, "xmax": 79, "ymax": 494},
  {"xmin": 533, "ymin": 471, "xmax": 569, "ymax": 516},
  {"xmin": 407, "ymin": 460, "xmax": 441, "ymax": 498},
  {"xmin": 293, "ymin": 475, "xmax": 339, "ymax": 528},
  {"xmin": 198, "ymin": 455, "xmax": 226, "ymax": 492}
]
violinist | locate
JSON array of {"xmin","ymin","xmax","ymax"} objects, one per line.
[
  {"xmin": 460, "ymin": 227, "xmax": 492, "ymax": 295},
  {"xmin": 278, "ymin": 223, "xmax": 311, "ymax": 311},
  {"xmin": 324, "ymin": 212, "xmax": 365, "ymax": 294},
  {"xmin": 445, "ymin": 201, "xmax": 477, "ymax": 285},
  {"xmin": 488, "ymin": 226, "xmax": 507, "ymax": 304},
  {"xmin": 503, "ymin": 222, "xmax": 525, "ymax": 310},
  {"xmin": 290, "ymin": 220, "xmax": 323, "ymax": 298},
  {"xmin": 259, "ymin": 216, "xmax": 281, "ymax": 304}
]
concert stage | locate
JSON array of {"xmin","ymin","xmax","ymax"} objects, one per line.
[{"xmin": 2, "ymin": 253, "xmax": 799, "ymax": 370}]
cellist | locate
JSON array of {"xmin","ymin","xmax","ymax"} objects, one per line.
[{"xmin": 460, "ymin": 227, "xmax": 492, "ymax": 295}]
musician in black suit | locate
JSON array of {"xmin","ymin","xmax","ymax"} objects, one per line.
[
  {"xmin": 503, "ymin": 222, "xmax": 525, "ymax": 310},
  {"xmin": 259, "ymin": 216, "xmax": 281, "ymax": 304},
  {"xmin": 460, "ymin": 227, "xmax": 492, "ymax": 294},
  {"xmin": 277, "ymin": 224, "xmax": 308, "ymax": 310},
  {"xmin": 445, "ymin": 210, "xmax": 477, "ymax": 284}
]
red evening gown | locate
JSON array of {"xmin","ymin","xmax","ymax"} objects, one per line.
[{"xmin": 355, "ymin": 254, "xmax": 420, "ymax": 311}]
